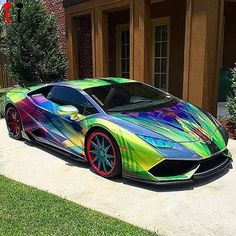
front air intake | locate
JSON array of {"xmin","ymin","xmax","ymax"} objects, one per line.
[{"xmin": 149, "ymin": 160, "xmax": 198, "ymax": 177}]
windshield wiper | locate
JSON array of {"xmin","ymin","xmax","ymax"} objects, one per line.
[
  {"xmin": 130, "ymin": 99, "xmax": 153, "ymax": 104},
  {"xmin": 107, "ymin": 97, "xmax": 173, "ymax": 113}
]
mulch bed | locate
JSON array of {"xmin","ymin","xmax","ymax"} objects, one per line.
[{"xmin": 219, "ymin": 117, "xmax": 236, "ymax": 140}]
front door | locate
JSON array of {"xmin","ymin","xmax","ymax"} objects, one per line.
[{"xmin": 40, "ymin": 86, "xmax": 94, "ymax": 157}]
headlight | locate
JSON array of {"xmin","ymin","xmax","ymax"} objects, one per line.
[
  {"xmin": 137, "ymin": 135, "xmax": 174, "ymax": 149},
  {"xmin": 137, "ymin": 134, "xmax": 201, "ymax": 160}
]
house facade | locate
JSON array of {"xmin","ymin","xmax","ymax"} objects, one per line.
[
  {"xmin": 58, "ymin": 0, "xmax": 236, "ymax": 116},
  {"xmin": 1, "ymin": 0, "xmax": 236, "ymax": 116}
]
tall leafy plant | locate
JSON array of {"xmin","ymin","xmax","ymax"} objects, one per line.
[
  {"xmin": 226, "ymin": 65, "xmax": 236, "ymax": 125},
  {"xmin": 0, "ymin": 89, "xmax": 7, "ymax": 118},
  {"xmin": 0, "ymin": 0, "xmax": 67, "ymax": 86}
]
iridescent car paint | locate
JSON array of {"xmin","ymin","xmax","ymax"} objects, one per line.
[{"xmin": 5, "ymin": 78, "xmax": 232, "ymax": 185}]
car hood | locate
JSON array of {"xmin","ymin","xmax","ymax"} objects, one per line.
[{"xmin": 111, "ymin": 101, "xmax": 218, "ymax": 143}]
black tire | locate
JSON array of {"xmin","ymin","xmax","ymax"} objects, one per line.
[
  {"xmin": 5, "ymin": 106, "xmax": 23, "ymax": 140},
  {"xmin": 86, "ymin": 129, "xmax": 121, "ymax": 178}
]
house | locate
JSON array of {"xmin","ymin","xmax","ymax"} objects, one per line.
[
  {"xmin": 2, "ymin": 0, "xmax": 236, "ymax": 116},
  {"xmin": 46, "ymin": 0, "xmax": 236, "ymax": 115}
]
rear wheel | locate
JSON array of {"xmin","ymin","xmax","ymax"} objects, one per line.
[
  {"xmin": 86, "ymin": 130, "xmax": 121, "ymax": 178},
  {"xmin": 5, "ymin": 106, "xmax": 22, "ymax": 140}
]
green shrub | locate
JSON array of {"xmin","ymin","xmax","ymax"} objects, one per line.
[
  {"xmin": 0, "ymin": 89, "xmax": 7, "ymax": 118},
  {"xmin": 226, "ymin": 65, "xmax": 236, "ymax": 124},
  {"xmin": 0, "ymin": 0, "xmax": 67, "ymax": 86}
]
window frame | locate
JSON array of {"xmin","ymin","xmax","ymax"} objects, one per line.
[
  {"xmin": 116, "ymin": 23, "xmax": 130, "ymax": 78},
  {"xmin": 151, "ymin": 17, "xmax": 170, "ymax": 91}
]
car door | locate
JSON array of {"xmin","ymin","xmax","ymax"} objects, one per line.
[{"xmin": 38, "ymin": 85, "xmax": 98, "ymax": 157}]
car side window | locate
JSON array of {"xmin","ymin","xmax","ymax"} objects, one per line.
[
  {"xmin": 47, "ymin": 86, "xmax": 98, "ymax": 115},
  {"xmin": 28, "ymin": 86, "xmax": 53, "ymax": 97}
]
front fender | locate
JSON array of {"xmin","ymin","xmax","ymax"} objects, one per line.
[{"xmin": 82, "ymin": 116, "xmax": 165, "ymax": 180}]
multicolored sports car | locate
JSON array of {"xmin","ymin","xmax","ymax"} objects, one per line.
[{"xmin": 5, "ymin": 78, "xmax": 232, "ymax": 185}]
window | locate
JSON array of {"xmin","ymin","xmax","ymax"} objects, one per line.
[
  {"xmin": 47, "ymin": 86, "xmax": 98, "ymax": 116},
  {"xmin": 85, "ymin": 82, "xmax": 176, "ymax": 113},
  {"xmin": 28, "ymin": 86, "xmax": 53, "ymax": 98},
  {"xmin": 116, "ymin": 24, "xmax": 130, "ymax": 78},
  {"xmin": 152, "ymin": 17, "xmax": 170, "ymax": 90}
]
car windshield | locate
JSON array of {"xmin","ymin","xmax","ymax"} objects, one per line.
[{"xmin": 85, "ymin": 82, "xmax": 177, "ymax": 113}]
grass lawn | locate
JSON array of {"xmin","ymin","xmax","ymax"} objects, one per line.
[{"xmin": 0, "ymin": 176, "xmax": 156, "ymax": 236}]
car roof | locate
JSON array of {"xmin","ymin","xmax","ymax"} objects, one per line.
[{"xmin": 55, "ymin": 77, "xmax": 136, "ymax": 90}]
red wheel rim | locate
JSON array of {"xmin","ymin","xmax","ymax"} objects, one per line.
[
  {"xmin": 87, "ymin": 132, "xmax": 117, "ymax": 176},
  {"xmin": 6, "ymin": 107, "xmax": 21, "ymax": 137}
]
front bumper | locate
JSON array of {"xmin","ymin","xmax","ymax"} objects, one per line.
[
  {"xmin": 193, "ymin": 152, "xmax": 232, "ymax": 180},
  {"xmin": 124, "ymin": 150, "xmax": 233, "ymax": 186}
]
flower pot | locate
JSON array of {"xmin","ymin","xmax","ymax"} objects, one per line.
[{"xmin": 229, "ymin": 128, "xmax": 236, "ymax": 140}]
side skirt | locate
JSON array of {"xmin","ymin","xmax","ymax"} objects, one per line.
[
  {"xmin": 34, "ymin": 140, "xmax": 88, "ymax": 163},
  {"xmin": 22, "ymin": 131, "xmax": 87, "ymax": 163}
]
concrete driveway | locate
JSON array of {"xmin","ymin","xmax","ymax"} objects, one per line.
[{"xmin": 0, "ymin": 119, "xmax": 236, "ymax": 236}]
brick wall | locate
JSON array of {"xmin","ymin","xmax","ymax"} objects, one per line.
[
  {"xmin": 41, "ymin": 0, "xmax": 66, "ymax": 53},
  {"xmin": 41, "ymin": 1, "xmax": 93, "ymax": 79},
  {"xmin": 76, "ymin": 15, "xmax": 93, "ymax": 79}
]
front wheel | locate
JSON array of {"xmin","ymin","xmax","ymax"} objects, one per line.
[
  {"xmin": 86, "ymin": 130, "xmax": 121, "ymax": 178},
  {"xmin": 5, "ymin": 106, "xmax": 22, "ymax": 140}
]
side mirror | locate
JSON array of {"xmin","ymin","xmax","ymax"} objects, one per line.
[{"xmin": 56, "ymin": 105, "xmax": 79, "ymax": 120}]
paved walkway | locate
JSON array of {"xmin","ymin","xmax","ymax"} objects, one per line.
[{"xmin": 0, "ymin": 119, "xmax": 236, "ymax": 236}]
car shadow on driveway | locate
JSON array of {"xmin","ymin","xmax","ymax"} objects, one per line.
[
  {"xmin": 24, "ymin": 140, "xmax": 89, "ymax": 170},
  {"xmin": 24, "ymin": 140, "xmax": 233, "ymax": 193}
]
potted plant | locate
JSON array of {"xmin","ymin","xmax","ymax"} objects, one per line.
[{"xmin": 224, "ymin": 65, "xmax": 236, "ymax": 139}]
